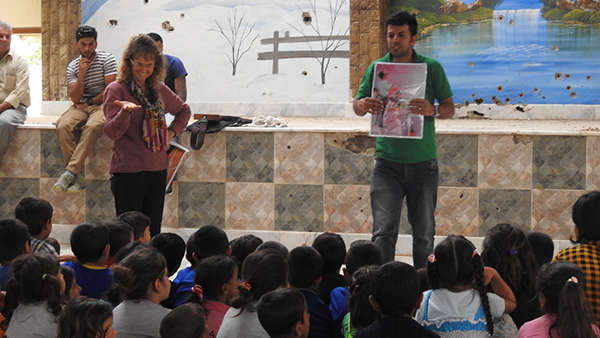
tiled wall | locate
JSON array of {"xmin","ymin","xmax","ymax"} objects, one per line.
[{"xmin": 0, "ymin": 126, "xmax": 592, "ymax": 241}]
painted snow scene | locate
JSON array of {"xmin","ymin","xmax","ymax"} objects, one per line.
[{"xmin": 83, "ymin": 0, "xmax": 350, "ymax": 105}]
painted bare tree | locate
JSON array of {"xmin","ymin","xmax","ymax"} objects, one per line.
[
  {"xmin": 211, "ymin": 7, "xmax": 260, "ymax": 76},
  {"xmin": 292, "ymin": 0, "xmax": 349, "ymax": 84}
]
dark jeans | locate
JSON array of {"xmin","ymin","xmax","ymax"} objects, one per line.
[
  {"xmin": 110, "ymin": 170, "xmax": 167, "ymax": 237},
  {"xmin": 370, "ymin": 158, "xmax": 438, "ymax": 269}
]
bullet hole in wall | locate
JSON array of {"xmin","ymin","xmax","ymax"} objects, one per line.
[
  {"xmin": 508, "ymin": 19, "xmax": 515, "ymax": 25},
  {"xmin": 497, "ymin": 14, "xmax": 504, "ymax": 22},
  {"xmin": 505, "ymin": 98, "xmax": 510, "ymax": 103},
  {"xmin": 302, "ymin": 12, "xmax": 312, "ymax": 25},
  {"xmin": 571, "ymin": 92, "xmax": 578, "ymax": 98},
  {"xmin": 516, "ymin": 106, "xmax": 525, "ymax": 112},
  {"xmin": 180, "ymin": 13, "xmax": 185, "ymax": 18},
  {"xmin": 107, "ymin": 19, "xmax": 118, "ymax": 26},
  {"xmin": 587, "ymin": 75, "xmax": 592, "ymax": 81},
  {"xmin": 555, "ymin": 73, "xmax": 562, "ymax": 80},
  {"xmin": 469, "ymin": 61, "xmax": 474, "ymax": 68},
  {"xmin": 162, "ymin": 21, "xmax": 174, "ymax": 32},
  {"xmin": 497, "ymin": 86, "xmax": 503, "ymax": 92},
  {"xmin": 143, "ymin": 0, "xmax": 148, "ymax": 3},
  {"xmin": 473, "ymin": 98, "xmax": 484, "ymax": 104},
  {"xmin": 518, "ymin": 92, "xmax": 524, "ymax": 97},
  {"xmin": 302, "ymin": 71, "xmax": 308, "ymax": 75},
  {"xmin": 565, "ymin": 74, "xmax": 571, "ymax": 79},
  {"xmin": 533, "ymin": 88, "xmax": 539, "ymax": 93},
  {"xmin": 566, "ymin": 85, "xmax": 572, "ymax": 91}
]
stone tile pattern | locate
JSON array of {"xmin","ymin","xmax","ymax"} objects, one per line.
[
  {"xmin": 533, "ymin": 136, "xmax": 586, "ymax": 190},
  {"xmin": 2, "ymin": 128, "xmax": 597, "ymax": 241},
  {"xmin": 438, "ymin": 134, "xmax": 478, "ymax": 187}
]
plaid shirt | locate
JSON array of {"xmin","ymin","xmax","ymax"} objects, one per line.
[
  {"xmin": 30, "ymin": 237, "xmax": 57, "ymax": 256},
  {"xmin": 555, "ymin": 240, "xmax": 600, "ymax": 325}
]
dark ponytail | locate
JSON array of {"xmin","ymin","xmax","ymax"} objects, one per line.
[
  {"xmin": 427, "ymin": 235, "xmax": 494, "ymax": 335},
  {"xmin": 538, "ymin": 261, "xmax": 596, "ymax": 338},
  {"xmin": 1, "ymin": 254, "xmax": 65, "ymax": 330},
  {"xmin": 231, "ymin": 249, "xmax": 288, "ymax": 315}
]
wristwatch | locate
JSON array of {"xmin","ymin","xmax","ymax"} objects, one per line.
[
  {"xmin": 433, "ymin": 104, "xmax": 440, "ymax": 118},
  {"xmin": 86, "ymin": 98, "xmax": 94, "ymax": 106}
]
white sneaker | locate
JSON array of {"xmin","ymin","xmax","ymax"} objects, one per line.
[{"xmin": 54, "ymin": 171, "xmax": 76, "ymax": 193}]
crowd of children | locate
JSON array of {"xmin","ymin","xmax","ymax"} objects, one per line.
[{"xmin": 1, "ymin": 191, "xmax": 600, "ymax": 338}]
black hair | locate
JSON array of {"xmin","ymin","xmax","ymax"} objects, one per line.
[
  {"xmin": 151, "ymin": 233, "xmax": 186, "ymax": 277},
  {"xmin": 527, "ymin": 231, "xmax": 555, "ymax": 267},
  {"xmin": 571, "ymin": 191, "xmax": 600, "ymax": 243},
  {"xmin": 232, "ymin": 250, "xmax": 289, "ymax": 314},
  {"xmin": 45, "ymin": 237, "xmax": 61, "ymax": 255},
  {"xmin": 14, "ymin": 196, "xmax": 53, "ymax": 237},
  {"xmin": 117, "ymin": 211, "xmax": 150, "ymax": 241},
  {"xmin": 482, "ymin": 223, "xmax": 539, "ymax": 295},
  {"xmin": 230, "ymin": 234, "xmax": 264, "ymax": 275},
  {"xmin": 61, "ymin": 265, "xmax": 76, "ymax": 300},
  {"xmin": 103, "ymin": 242, "xmax": 151, "ymax": 307},
  {"xmin": 1, "ymin": 254, "xmax": 65, "ymax": 330},
  {"xmin": 112, "ymin": 247, "xmax": 167, "ymax": 300},
  {"xmin": 258, "ymin": 288, "xmax": 306, "ymax": 338},
  {"xmin": 537, "ymin": 261, "xmax": 595, "ymax": 338},
  {"xmin": 288, "ymin": 246, "xmax": 323, "ymax": 289},
  {"xmin": 256, "ymin": 241, "xmax": 289, "ymax": 258},
  {"xmin": 312, "ymin": 232, "xmax": 346, "ymax": 274},
  {"xmin": 427, "ymin": 235, "xmax": 494, "ymax": 335},
  {"xmin": 147, "ymin": 32, "xmax": 163, "ymax": 43},
  {"xmin": 160, "ymin": 303, "xmax": 206, "ymax": 338},
  {"xmin": 372, "ymin": 261, "xmax": 420, "ymax": 316},
  {"xmin": 75, "ymin": 25, "xmax": 98, "ymax": 41},
  {"xmin": 347, "ymin": 266, "xmax": 381, "ymax": 330},
  {"xmin": 0, "ymin": 218, "xmax": 31, "ymax": 263},
  {"xmin": 106, "ymin": 221, "xmax": 134, "ymax": 257},
  {"xmin": 70, "ymin": 222, "xmax": 109, "ymax": 264},
  {"xmin": 385, "ymin": 11, "xmax": 418, "ymax": 36},
  {"xmin": 190, "ymin": 255, "xmax": 237, "ymax": 301},
  {"xmin": 113, "ymin": 241, "xmax": 149, "ymax": 265},
  {"xmin": 57, "ymin": 297, "xmax": 113, "ymax": 338},
  {"xmin": 190, "ymin": 225, "xmax": 229, "ymax": 262},
  {"xmin": 345, "ymin": 240, "xmax": 383, "ymax": 276}
]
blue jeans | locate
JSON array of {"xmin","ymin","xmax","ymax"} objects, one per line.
[{"xmin": 370, "ymin": 158, "xmax": 438, "ymax": 269}]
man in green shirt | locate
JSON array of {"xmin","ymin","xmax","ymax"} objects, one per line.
[{"xmin": 353, "ymin": 11, "xmax": 454, "ymax": 268}]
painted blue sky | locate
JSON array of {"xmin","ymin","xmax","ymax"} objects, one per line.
[
  {"xmin": 82, "ymin": 0, "xmax": 108, "ymax": 24},
  {"xmin": 461, "ymin": 0, "xmax": 543, "ymax": 9}
]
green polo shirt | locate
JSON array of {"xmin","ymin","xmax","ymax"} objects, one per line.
[{"xmin": 356, "ymin": 51, "xmax": 453, "ymax": 164}]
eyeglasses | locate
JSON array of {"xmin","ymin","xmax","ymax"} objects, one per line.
[{"xmin": 130, "ymin": 60, "xmax": 155, "ymax": 69}]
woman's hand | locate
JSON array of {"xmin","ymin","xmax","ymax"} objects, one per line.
[
  {"xmin": 114, "ymin": 100, "xmax": 141, "ymax": 113},
  {"xmin": 167, "ymin": 129, "xmax": 175, "ymax": 144}
]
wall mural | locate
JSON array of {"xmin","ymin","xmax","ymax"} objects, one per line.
[
  {"xmin": 394, "ymin": 0, "xmax": 600, "ymax": 105},
  {"xmin": 83, "ymin": 0, "xmax": 350, "ymax": 103}
]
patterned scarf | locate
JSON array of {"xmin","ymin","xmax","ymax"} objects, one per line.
[{"xmin": 130, "ymin": 81, "xmax": 168, "ymax": 152}]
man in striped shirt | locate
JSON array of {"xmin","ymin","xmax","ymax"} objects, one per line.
[{"xmin": 54, "ymin": 25, "xmax": 117, "ymax": 193}]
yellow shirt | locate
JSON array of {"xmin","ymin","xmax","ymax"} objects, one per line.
[{"xmin": 0, "ymin": 49, "xmax": 30, "ymax": 108}]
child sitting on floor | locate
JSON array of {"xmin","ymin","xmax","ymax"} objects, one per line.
[
  {"xmin": 187, "ymin": 255, "xmax": 240, "ymax": 338},
  {"xmin": 258, "ymin": 288, "xmax": 310, "ymax": 338},
  {"xmin": 62, "ymin": 222, "xmax": 112, "ymax": 299},
  {"xmin": 415, "ymin": 235, "xmax": 517, "ymax": 337},
  {"xmin": 518, "ymin": 261, "xmax": 600, "ymax": 338},
  {"xmin": 356, "ymin": 261, "xmax": 439, "ymax": 338},
  {"xmin": 160, "ymin": 303, "xmax": 208, "ymax": 338}
]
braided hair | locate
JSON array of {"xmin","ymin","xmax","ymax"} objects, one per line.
[{"xmin": 427, "ymin": 235, "xmax": 494, "ymax": 335}]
